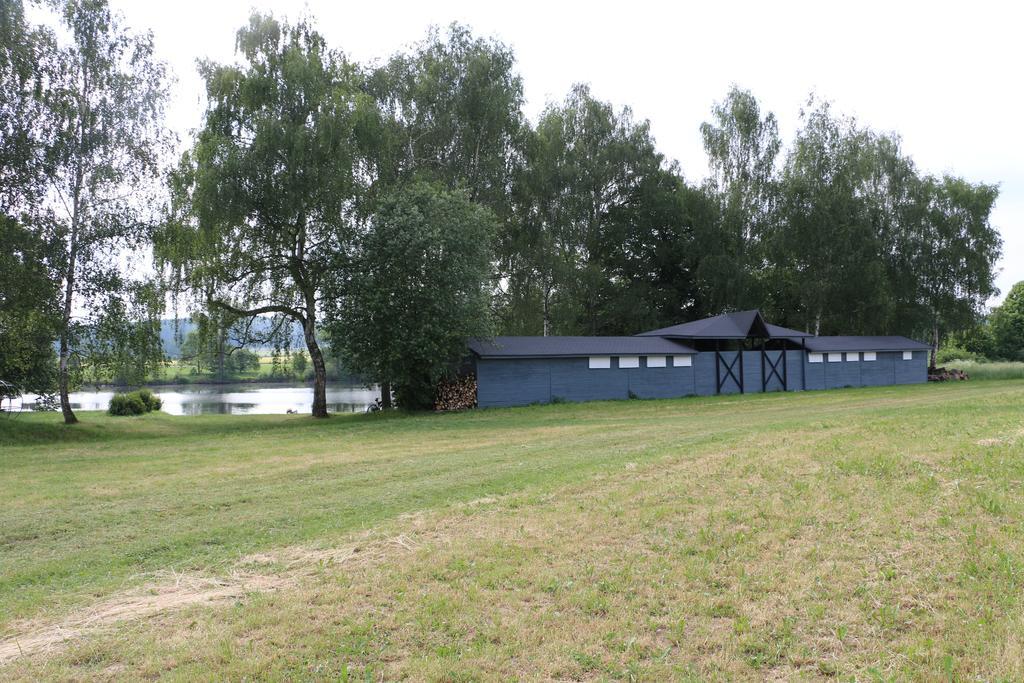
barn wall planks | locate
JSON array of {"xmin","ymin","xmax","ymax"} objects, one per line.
[{"xmin": 476, "ymin": 350, "xmax": 926, "ymax": 408}]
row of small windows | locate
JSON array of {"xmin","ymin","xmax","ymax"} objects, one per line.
[
  {"xmin": 588, "ymin": 355, "xmax": 692, "ymax": 369},
  {"xmin": 808, "ymin": 351, "xmax": 915, "ymax": 363},
  {"xmin": 591, "ymin": 351, "xmax": 915, "ymax": 369}
]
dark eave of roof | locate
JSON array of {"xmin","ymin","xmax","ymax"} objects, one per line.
[
  {"xmin": 795, "ymin": 336, "xmax": 932, "ymax": 352},
  {"xmin": 637, "ymin": 309, "xmax": 813, "ymax": 339},
  {"xmin": 468, "ymin": 336, "xmax": 697, "ymax": 359}
]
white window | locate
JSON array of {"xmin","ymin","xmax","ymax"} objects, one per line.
[
  {"xmin": 589, "ymin": 356, "xmax": 610, "ymax": 369},
  {"xmin": 903, "ymin": 350, "xmax": 913, "ymax": 361},
  {"xmin": 618, "ymin": 356, "xmax": 640, "ymax": 368},
  {"xmin": 863, "ymin": 352, "xmax": 877, "ymax": 361},
  {"xmin": 673, "ymin": 355, "xmax": 693, "ymax": 367},
  {"xmin": 846, "ymin": 352, "xmax": 859, "ymax": 362},
  {"xmin": 828, "ymin": 353, "xmax": 842, "ymax": 363},
  {"xmin": 808, "ymin": 353, "xmax": 824, "ymax": 363},
  {"xmin": 646, "ymin": 355, "xmax": 666, "ymax": 368}
]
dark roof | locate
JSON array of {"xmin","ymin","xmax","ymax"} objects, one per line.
[
  {"xmin": 468, "ymin": 336, "xmax": 697, "ymax": 359},
  {"xmin": 637, "ymin": 309, "xmax": 813, "ymax": 339},
  {"xmin": 797, "ymin": 336, "xmax": 931, "ymax": 352}
]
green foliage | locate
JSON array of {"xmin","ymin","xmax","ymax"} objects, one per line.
[
  {"xmin": 6, "ymin": 0, "xmax": 173, "ymax": 424},
  {"xmin": 989, "ymin": 282, "xmax": 1024, "ymax": 361},
  {"xmin": 369, "ymin": 23, "xmax": 524, "ymax": 209},
  {"xmin": 699, "ymin": 85, "xmax": 781, "ymax": 311},
  {"xmin": 767, "ymin": 95, "xmax": 1000, "ymax": 349},
  {"xmin": 502, "ymin": 84, "xmax": 701, "ymax": 335},
  {"xmin": 108, "ymin": 393, "xmax": 145, "ymax": 416},
  {"xmin": 0, "ymin": 2, "xmax": 61, "ymax": 395},
  {"xmin": 292, "ymin": 351, "xmax": 308, "ymax": 376},
  {"xmin": 0, "ymin": 216, "xmax": 59, "ymax": 393},
  {"xmin": 107, "ymin": 389, "xmax": 160, "ymax": 416},
  {"xmin": 329, "ymin": 182, "xmax": 496, "ymax": 409},
  {"xmin": 935, "ymin": 345, "xmax": 984, "ymax": 365},
  {"xmin": 160, "ymin": 13, "xmax": 370, "ymax": 417}
]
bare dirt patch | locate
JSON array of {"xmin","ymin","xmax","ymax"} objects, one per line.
[
  {"xmin": 0, "ymin": 529, "xmax": 438, "ymax": 666},
  {"xmin": 0, "ymin": 572, "xmax": 286, "ymax": 664}
]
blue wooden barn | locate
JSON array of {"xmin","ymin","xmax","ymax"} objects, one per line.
[{"xmin": 468, "ymin": 310, "xmax": 929, "ymax": 408}]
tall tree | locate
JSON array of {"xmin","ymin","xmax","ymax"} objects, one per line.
[
  {"xmin": 327, "ymin": 182, "xmax": 495, "ymax": 409},
  {"xmin": 774, "ymin": 99, "xmax": 889, "ymax": 334},
  {"xmin": 989, "ymin": 281, "xmax": 1024, "ymax": 361},
  {"xmin": 504, "ymin": 84, "xmax": 668, "ymax": 335},
  {"xmin": 699, "ymin": 86, "xmax": 781, "ymax": 312},
  {"xmin": 44, "ymin": 0, "xmax": 171, "ymax": 423},
  {"xmin": 0, "ymin": 0, "xmax": 61, "ymax": 395},
  {"xmin": 159, "ymin": 13, "xmax": 373, "ymax": 417},
  {"xmin": 368, "ymin": 24, "xmax": 525, "ymax": 208},
  {"xmin": 911, "ymin": 175, "xmax": 1001, "ymax": 366}
]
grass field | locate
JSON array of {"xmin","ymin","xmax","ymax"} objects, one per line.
[
  {"xmin": 144, "ymin": 355, "xmax": 305, "ymax": 384},
  {"xmin": 953, "ymin": 360, "xmax": 1024, "ymax": 382},
  {"xmin": 2, "ymin": 382, "xmax": 1024, "ymax": 680}
]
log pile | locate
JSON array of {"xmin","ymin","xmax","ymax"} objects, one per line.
[
  {"xmin": 434, "ymin": 375, "xmax": 477, "ymax": 411},
  {"xmin": 928, "ymin": 366, "xmax": 969, "ymax": 382}
]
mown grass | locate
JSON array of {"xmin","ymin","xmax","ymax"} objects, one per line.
[{"xmin": 2, "ymin": 381, "xmax": 1024, "ymax": 679}]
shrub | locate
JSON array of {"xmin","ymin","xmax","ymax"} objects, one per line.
[
  {"xmin": 936, "ymin": 344, "xmax": 985, "ymax": 365},
  {"xmin": 108, "ymin": 389, "xmax": 162, "ymax": 416},
  {"xmin": 109, "ymin": 393, "xmax": 146, "ymax": 416},
  {"xmin": 136, "ymin": 388, "xmax": 163, "ymax": 411}
]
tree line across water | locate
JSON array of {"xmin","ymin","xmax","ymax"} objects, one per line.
[{"xmin": 0, "ymin": 0, "xmax": 1005, "ymax": 419}]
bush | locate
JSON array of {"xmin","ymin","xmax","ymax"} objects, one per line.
[
  {"xmin": 936, "ymin": 345, "xmax": 985, "ymax": 365},
  {"xmin": 109, "ymin": 393, "xmax": 146, "ymax": 415},
  {"xmin": 136, "ymin": 388, "xmax": 163, "ymax": 411},
  {"xmin": 108, "ymin": 389, "xmax": 162, "ymax": 416}
]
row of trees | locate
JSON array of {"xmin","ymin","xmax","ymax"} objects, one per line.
[
  {"xmin": 501, "ymin": 88, "xmax": 1002, "ymax": 360},
  {"xmin": 945, "ymin": 281, "xmax": 1024, "ymax": 362},
  {"xmin": 1, "ymin": 1, "xmax": 1004, "ymax": 420},
  {"xmin": 2, "ymin": 0, "xmax": 167, "ymax": 422}
]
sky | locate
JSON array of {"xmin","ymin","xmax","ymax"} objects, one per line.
[{"xmin": 108, "ymin": 0, "xmax": 1022, "ymax": 304}]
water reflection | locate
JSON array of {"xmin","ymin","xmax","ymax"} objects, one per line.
[{"xmin": 17, "ymin": 383, "xmax": 379, "ymax": 416}]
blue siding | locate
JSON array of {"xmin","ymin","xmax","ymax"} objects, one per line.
[
  {"xmin": 823, "ymin": 354, "xmax": 860, "ymax": 389},
  {"xmin": 550, "ymin": 357, "xmax": 627, "ymax": 402},
  {"xmin": 477, "ymin": 356, "xmax": 697, "ymax": 408},
  {"xmin": 861, "ymin": 352, "xmax": 895, "ymax": 387},
  {"xmin": 476, "ymin": 358, "xmax": 550, "ymax": 408},
  {"xmin": 894, "ymin": 350, "xmax": 928, "ymax": 384},
  {"xmin": 476, "ymin": 348, "xmax": 927, "ymax": 408},
  {"xmin": 693, "ymin": 352, "xmax": 718, "ymax": 396}
]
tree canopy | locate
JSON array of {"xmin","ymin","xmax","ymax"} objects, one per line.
[
  {"xmin": 327, "ymin": 182, "xmax": 495, "ymax": 409},
  {"xmin": 2, "ymin": 7, "xmax": 1010, "ymax": 416},
  {"xmin": 159, "ymin": 13, "xmax": 376, "ymax": 417}
]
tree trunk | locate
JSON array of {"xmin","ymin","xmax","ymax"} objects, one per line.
[
  {"xmin": 60, "ymin": 62, "xmax": 88, "ymax": 425},
  {"xmin": 931, "ymin": 319, "xmax": 939, "ymax": 370},
  {"xmin": 380, "ymin": 381, "xmax": 392, "ymax": 409},
  {"xmin": 58, "ymin": 316, "xmax": 77, "ymax": 424},
  {"xmin": 303, "ymin": 316, "xmax": 328, "ymax": 418},
  {"xmin": 542, "ymin": 282, "xmax": 551, "ymax": 337},
  {"xmin": 59, "ymin": 226, "xmax": 79, "ymax": 425}
]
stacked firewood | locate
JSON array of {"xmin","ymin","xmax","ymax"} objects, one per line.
[
  {"xmin": 928, "ymin": 366, "xmax": 969, "ymax": 382},
  {"xmin": 434, "ymin": 375, "xmax": 478, "ymax": 411}
]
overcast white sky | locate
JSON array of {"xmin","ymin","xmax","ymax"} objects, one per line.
[{"xmin": 110, "ymin": 0, "xmax": 1022, "ymax": 304}]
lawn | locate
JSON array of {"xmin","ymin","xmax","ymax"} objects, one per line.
[{"xmin": 2, "ymin": 381, "xmax": 1024, "ymax": 679}]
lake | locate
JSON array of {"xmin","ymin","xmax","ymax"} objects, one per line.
[{"xmin": 14, "ymin": 383, "xmax": 380, "ymax": 416}]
